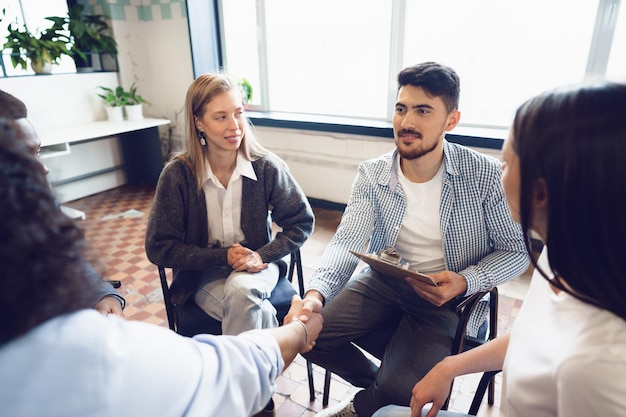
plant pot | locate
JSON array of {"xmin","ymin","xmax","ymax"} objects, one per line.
[
  {"xmin": 124, "ymin": 104, "xmax": 144, "ymax": 121},
  {"xmin": 73, "ymin": 52, "xmax": 93, "ymax": 73},
  {"xmin": 30, "ymin": 58, "xmax": 52, "ymax": 75},
  {"xmin": 105, "ymin": 106, "xmax": 124, "ymax": 122}
]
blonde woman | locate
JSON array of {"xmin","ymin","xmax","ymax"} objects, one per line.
[{"xmin": 146, "ymin": 73, "xmax": 313, "ymax": 335}]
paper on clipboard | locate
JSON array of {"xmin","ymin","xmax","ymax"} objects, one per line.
[{"xmin": 349, "ymin": 250, "xmax": 439, "ymax": 286}]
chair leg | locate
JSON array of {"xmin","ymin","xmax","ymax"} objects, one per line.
[
  {"xmin": 468, "ymin": 370, "xmax": 500, "ymax": 415},
  {"xmin": 488, "ymin": 287, "xmax": 498, "ymax": 406},
  {"xmin": 307, "ymin": 359, "xmax": 315, "ymax": 402},
  {"xmin": 290, "ymin": 249, "xmax": 316, "ymax": 402},
  {"xmin": 322, "ymin": 369, "xmax": 332, "ymax": 406}
]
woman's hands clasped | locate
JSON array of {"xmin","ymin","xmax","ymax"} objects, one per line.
[{"xmin": 228, "ymin": 243, "xmax": 268, "ymax": 272}]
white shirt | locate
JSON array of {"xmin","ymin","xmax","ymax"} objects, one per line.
[
  {"xmin": 395, "ymin": 157, "xmax": 446, "ymax": 274},
  {"xmin": 502, "ymin": 248, "xmax": 626, "ymax": 417},
  {"xmin": 0, "ymin": 310, "xmax": 283, "ymax": 417},
  {"xmin": 202, "ymin": 153, "xmax": 257, "ymax": 248}
]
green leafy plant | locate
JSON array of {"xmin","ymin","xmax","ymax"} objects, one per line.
[
  {"xmin": 97, "ymin": 84, "xmax": 148, "ymax": 107},
  {"xmin": 240, "ymin": 77, "xmax": 253, "ymax": 103},
  {"xmin": 48, "ymin": 3, "xmax": 117, "ymax": 69},
  {"xmin": 121, "ymin": 83, "xmax": 148, "ymax": 105},
  {"xmin": 3, "ymin": 19, "xmax": 71, "ymax": 72},
  {"xmin": 97, "ymin": 85, "xmax": 125, "ymax": 107}
]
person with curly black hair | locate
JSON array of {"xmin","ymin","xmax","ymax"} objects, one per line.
[
  {"xmin": 0, "ymin": 117, "xmax": 323, "ymax": 416},
  {"xmin": 0, "ymin": 89, "xmax": 125, "ymax": 315}
]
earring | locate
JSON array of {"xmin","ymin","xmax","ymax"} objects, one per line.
[{"xmin": 198, "ymin": 131, "xmax": 207, "ymax": 146}]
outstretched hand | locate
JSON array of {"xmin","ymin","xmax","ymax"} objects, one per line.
[
  {"xmin": 409, "ymin": 361, "xmax": 455, "ymax": 417},
  {"xmin": 290, "ymin": 290, "xmax": 325, "ymax": 326},
  {"xmin": 285, "ymin": 295, "xmax": 323, "ymax": 353}
]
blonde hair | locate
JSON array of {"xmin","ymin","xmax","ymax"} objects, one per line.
[{"xmin": 175, "ymin": 73, "xmax": 273, "ymax": 191}]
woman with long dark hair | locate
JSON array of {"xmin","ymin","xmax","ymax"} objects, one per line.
[{"xmin": 373, "ymin": 82, "xmax": 626, "ymax": 417}]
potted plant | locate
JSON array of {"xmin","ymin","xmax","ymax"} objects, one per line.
[
  {"xmin": 121, "ymin": 83, "xmax": 148, "ymax": 120},
  {"xmin": 235, "ymin": 76, "xmax": 254, "ymax": 109},
  {"xmin": 3, "ymin": 19, "xmax": 71, "ymax": 74},
  {"xmin": 97, "ymin": 85, "xmax": 125, "ymax": 121},
  {"xmin": 240, "ymin": 77, "xmax": 253, "ymax": 104},
  {"xmin": 48, "ymin": 3, "xmax": 118, "ymax": 72}
]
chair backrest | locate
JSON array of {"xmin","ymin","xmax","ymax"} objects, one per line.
[
  {"xmin": 443, "ymin": 287, "xmax": 500, "ymax": 414},
  {"xmin": 287, "ymin": 247, "xmax": 306, "ymax": 298},
  {"xmin": 157, "ymin": 248, "xmax": 305, "ymax": 337},
  {"xmin": 452, "ymin": 288, "xmax": 498, "ymax": 353},
  {"xmin": 157, "ymin": 266, "xmax": 176, "ymax": 331}
]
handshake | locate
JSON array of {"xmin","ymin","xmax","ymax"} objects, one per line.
[{"xmin": 283, "ymin": 295, "xmax": 324, "ymax": 354}]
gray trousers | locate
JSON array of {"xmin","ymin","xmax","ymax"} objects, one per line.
[
  {"xmin": 194, "ymin": 263, "xmax": 279, "ymax": 335},
  {"xmin": 304, "ymin": 270, "xmax": 459, "ymax": 417}
]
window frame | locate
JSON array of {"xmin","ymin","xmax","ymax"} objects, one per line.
[{"xmin": 190, "ymin": 0, "xmax": 624, "ymax": 148}]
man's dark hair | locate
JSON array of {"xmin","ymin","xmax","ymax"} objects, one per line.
[
  {"xmin": 0, "ymin": 90, "xmax": 28, "ymax": 119},
  {"xmin": 397, "ymin": 62, "xmax": 460, "ymax": 114}
]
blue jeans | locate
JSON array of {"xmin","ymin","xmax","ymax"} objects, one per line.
[
  {"xmin": 194, "ymin": 263, "xmax": 279, "ymax": 335},
  {"xmin": 303, "ymin": 270, "xmax": 459, "ymax": 417}
]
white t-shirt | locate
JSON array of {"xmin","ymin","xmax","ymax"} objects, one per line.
[
  {"xmin": 395, "ymin": 157, "xmax": 445, "ymax": 274},
  {"xmin": 502, "ymin": 248, "xmax": 626, "ymax": 417}
]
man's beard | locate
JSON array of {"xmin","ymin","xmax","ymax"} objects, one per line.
[{"xmin": 396, "ymin": 131, "xmax": 440, "ymax": 160}]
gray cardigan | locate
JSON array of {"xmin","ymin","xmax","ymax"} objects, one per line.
[{"xmin": 145, "ymin": 156, "xmax": 314, "ymax": 305}]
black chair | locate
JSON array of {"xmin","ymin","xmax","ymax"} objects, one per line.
[
  {"xmin": 442, "ymin": 287, "xmax": 499, "ymax": 413},
  {"xmin": 106, "ymin": 279, "xmax": 121, "ymax": 288},
  {"xmin": 157, "ymin": 248, "xmax": 317, "ymax": 402},
  {"xmin": 317, "ymin": 287, "xmax": 500, "ymax": 412}
]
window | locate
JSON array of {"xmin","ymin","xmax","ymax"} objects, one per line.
[
  {"xmin": 606, "ymin": 1, "xmax": 626, "ymax": 79},
  {"xmin": 218, "ymin": 0, "xmax": 624, "ymax": 130},
  {"xmin": 1, "ymin": 0, "xmax": 75, "ymax": 76},
  {"xmin": 220, "ymin": 0, "xmax": 392, "ymax": 120},
  {"xmin": 403, "ymin": 0, "xmax": 598, "ymax": 127}
]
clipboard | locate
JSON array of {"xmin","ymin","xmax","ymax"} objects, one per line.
[{"xmin": 349, "ymin": 250, "xmax": 439, "ymax": 286}]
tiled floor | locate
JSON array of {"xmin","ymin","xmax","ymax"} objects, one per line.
[{"xmin": 65, "ymin": 184, "xmax": 530, "ymax": 417}]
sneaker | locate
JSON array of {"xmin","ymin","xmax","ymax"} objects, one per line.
[{"xmin": 314, "ymin": 396, "xmax": 358, "ymax": 417}]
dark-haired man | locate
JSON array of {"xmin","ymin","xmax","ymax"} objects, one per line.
[
  {"xmin": 300, "ymin": 62, "xmax": 529, "ymax": 417},
  {"xmin": 0, "ymin": 89, "xmax": 125, "ymax": 314}
]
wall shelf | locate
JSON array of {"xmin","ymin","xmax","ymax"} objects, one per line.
[
  {"xmin": 40, "ymin": 118, "xmax": 170, "ymax": 148},
  {"xmin": 41, "ymin": 118, "xmax": 170, "ymax": 203}
]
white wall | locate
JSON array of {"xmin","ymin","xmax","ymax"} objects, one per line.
[
  {"xmin": 111, "ymin": 8, "xmax": 193, "ymax": 153},
  {"xmin": 0, "ymin": 72, "xmax": 119, "ymax": 131},
  {"xmin": 257, "ymin": 127, "xmax": 502, "ymax": 205},
  {"xmin": 256, "ymin": 127, "xmax": 395, "ymax": 204}
]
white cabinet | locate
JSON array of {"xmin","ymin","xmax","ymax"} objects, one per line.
[{"xmin": 41, "ymin": 118, "xmax": 170, "ymax": 203}]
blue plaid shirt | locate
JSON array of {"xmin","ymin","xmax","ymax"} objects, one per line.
[{"xmin": 309, "ymin": 140, "xmax": 530, "ymax": 334}]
